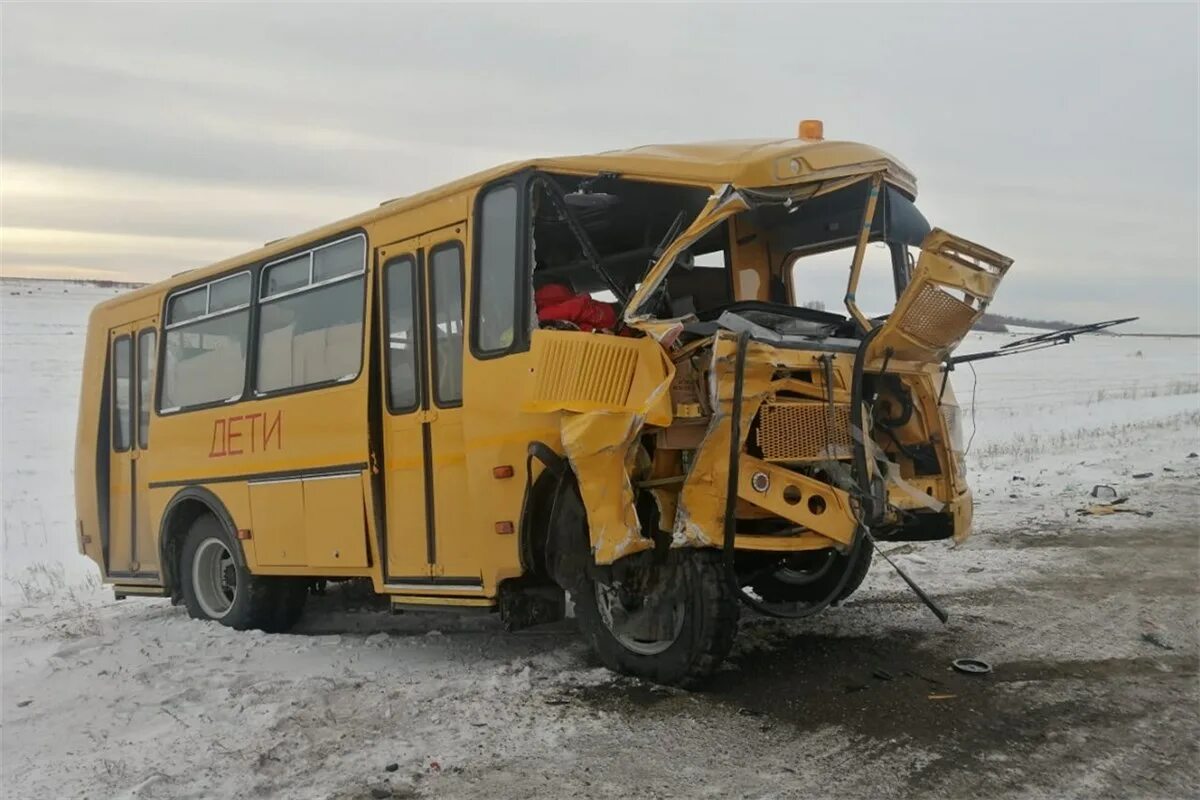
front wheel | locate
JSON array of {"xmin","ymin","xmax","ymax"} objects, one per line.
[
  {"xmin": 179, "ymin": 514, "xmax": 307, "ymax": 633},
  {"xmin": 747, "ymin": 544, "xmax": 873, "ymax": 606},
  {"xmin": 574, "ymin": 549, "xmax": 738, "ymax": 688}
]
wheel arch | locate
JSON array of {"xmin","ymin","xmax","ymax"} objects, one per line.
[
  {"xmin": 519, "ymin": 441, "xmax": 571, "ymax": 577},
  {"xmin": 157, "ymin": 486, "xmax": 245, "ymax": 599},
  {"xmin": 519, "ymin": 440, "xmax": 595, "ymax": 588}
]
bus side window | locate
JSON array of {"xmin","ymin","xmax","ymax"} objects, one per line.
[
  {"xmin": 112, "ymin": 336, "xmax": 133, "ymax": 451},
  {"xmin": 384, "ymin": 256, "xmax": 419, "ymax": 411},
  {"xmin": 162, "ymin": 272, "xmax": 251, "ymax": 410},
  {"xmin": 472, "ymin": 184, "xmax": 521, "ymax": 355},
  {"xmin": 430, "ymin": 243, "xmax": 464, "ymax": 406},
  {"xmin": 137, "ymin": 329, "xmax": 156, "ymax": 448},
  {"xmin": 256, "ymin": 235, "xmax": 366, "ymax": 393}
]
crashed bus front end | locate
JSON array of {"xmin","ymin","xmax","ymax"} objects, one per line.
[
  {"xmin": 517, "ymin": 134, "xmax": 1012, "ymax": 685},
  {"xmin": 660, "ymin": 226, "xmax": 1009, "ymax": 563}
]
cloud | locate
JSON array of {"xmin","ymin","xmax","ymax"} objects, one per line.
[{"xmin": 1, "ymin": 2, "xmax": 1196, "ymax": 331}]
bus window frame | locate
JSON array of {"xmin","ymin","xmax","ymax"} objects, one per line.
[
  {"xmin": 136, "ymin": 328, "xmax": 157, "ymax": 449},
  {"xmin": 155, "ymin": 228, "xmax": 370, "ymax": 417},
  {"xmin": 158, "ymin": 269, "xmax": 253, "ymax": 415},
  {"xmin": 469, "ymin": 172, "xmax": 533, "ymax": 361},
  {"xmin": 427, "ymin": 240, "xmax": 465, "ymax": 410},
  {"xmin": 253, "ymin": 232, "xmax": 368, "ymax": 398},
  {"xmin": 111, "ymin": 334, "xmax": 134, "ymax": 453},
  {"xmin": 381, "ymin": 252, "xmax": 424, "ymax": 416}
]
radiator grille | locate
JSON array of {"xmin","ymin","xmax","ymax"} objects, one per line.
[
  {"xmin": 756, "ymin": 401, "xmax": 853, "ymax": 461},
  {"xmin": 896, "ymin": 284, "xmax": 979, "ymax": 349},
  {"xmin": 530, "ymin": 336, "xmax": 638, "ymax": 408}
]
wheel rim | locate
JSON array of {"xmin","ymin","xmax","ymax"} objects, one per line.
[
  {"xmin": 192, "ymin": 537, "xmax": 237, "ymax": 619},
  {"xmin": 774, "ymin": 550, "xmax": 837, "ymax": 586},
  {"xmin": 594, "ymin": 582, "xmax": 686, "ymax": 656}
]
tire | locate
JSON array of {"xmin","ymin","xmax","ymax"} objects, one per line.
[
  {"xmin": 574, "ymin": 549, "xmax": 738, "ymax": 688},
  {"xmin": 179, "ymin": 514, "xmax": 307, "ymax": 633},
  {"xmin": 748, "ymin": 544, "xmax": 873, "ymax": 606}
]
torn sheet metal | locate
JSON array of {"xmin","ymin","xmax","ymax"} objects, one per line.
[
  {"xmin": 624, "ymin": 171, "xmax": 906, "ymax": 334},
  {"xmin": 867, "ymin": 228, "xmax": 1013, "ymax": 363},
  {"xmin": 673, "ymin": 334, "xmax": 774, "ymax": 547},
  {"xmin": 560, "ymin": 411, "xmax": 654, "ymax": 565},
  {"xmin": 734, "ymin": 455, "xmax": 856, "ymax": 547},
  {"xmin": 522, "ymin": 329, "xmax": 676, "ymax": 565},
  {"xmin": 672, "ymin": 333, "xmax": 878, "ymax": 550},
  {"xmin": 624, "ymin": 185, "xmax": 749, "ymax": 326}
]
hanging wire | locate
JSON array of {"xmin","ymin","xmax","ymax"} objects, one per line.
[{"xmin": 965, "ymin": 362, "xmax": 979, "ymax": 457}]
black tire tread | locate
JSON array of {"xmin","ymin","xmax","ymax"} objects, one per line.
[
  {"xmin": 179, "ymin": 514, "xmax": 306, "ymax": 633},
  {"xmin": 576, "ymin": 549, "xmax": 738, "ymax": 688}
]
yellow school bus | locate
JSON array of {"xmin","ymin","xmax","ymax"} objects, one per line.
[{"xmin": 75, "ymin": 121, "xmax": 1010, "ymax": 685}]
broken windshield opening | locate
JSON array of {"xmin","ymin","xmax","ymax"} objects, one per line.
[
  {"xmin": 619, "ymin": 174, "xmax": 932, "ymax": 328},
  {"xmin": 787, "ymin": 241, "xmax": 917, "ymax": 320},
  {"xmin": 518, "ymin": 170, "xmax": 931, "ymax": 341},
  {"xmin": 529, "ymin": 174, "xmax": 720, "ymax": 292},
  {"xmin": 528, "ymin": 173, "xmax": 726, "ymax": 331},
  {"xmin": 740, "ymin": 179, "xmax": 931, "ymax": 327}
]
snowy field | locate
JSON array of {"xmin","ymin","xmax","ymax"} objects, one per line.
[{"xmin": 2, "ymin": 280, "xmax": 1199, "ymax": 799}]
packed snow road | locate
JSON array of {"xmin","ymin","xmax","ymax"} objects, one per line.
[{"xmin": 3, "ymin": 281, "xmax": 1199, "ymax": 799}]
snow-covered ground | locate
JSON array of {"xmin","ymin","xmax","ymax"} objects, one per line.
[{"xmin": 2, "ymin": 280, "xmax": 1198, "ymax": 799}]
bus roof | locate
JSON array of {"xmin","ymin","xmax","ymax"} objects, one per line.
[{"xmin": 100, "ymin": 137, "xmax": 912, "ymax": 308}]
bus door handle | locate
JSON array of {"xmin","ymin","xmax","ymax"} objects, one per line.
[{"xmin": 418, "ymin": 409, "xmax": 439, "ymax": 423}]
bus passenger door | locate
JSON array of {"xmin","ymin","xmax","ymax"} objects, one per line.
[
  {"xmin": 378, "ymin": 236, "xmax": 431, "ymax": 583},
  {"xmin": 377, "ymin": 224, "xmax": 476, "ymax": 590},
  {"xmin": 420, "ymin": 226, "xmax": 475, "ymax": 587},
  {"xmin": 107, "ymin": 319, "xmax": 159, "ymax": 579}
]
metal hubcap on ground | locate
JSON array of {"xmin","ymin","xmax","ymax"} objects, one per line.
[
  {"xmin": 595, "ymin": 582, "xmax": 687, "ymax": 656},
  {"xmin": 192, "ymin": 537, "xmax": 237, "ymax": 619}
]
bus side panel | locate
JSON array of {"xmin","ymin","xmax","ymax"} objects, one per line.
[
  {"xmin": 460, "ymin": 352, "xmax": 560, "ymax": 594},
  {"xmin": 148, "ymin": 383, "xmax": 370, "ymax": 576},
  {"xmin": 144, "ymin": 482, "xmax": 253, "ymax": 565},
  {"xmin": 248, "ymin": 481, "xmax": 308, "ymax": 565},
  {"xmin": 74, "ymin": 304, "xmax": 111, "ymax": 573},
  {"xmin": 76, "ymin": 291, "xmax": 162, "ymax": 581},
  {"xmin": 302, "ymin": 475, "xmax": 369, "ymax": 568},
  {"xmin": 455, "ymin": 188, "xmax": 561, "ymax": 594}
]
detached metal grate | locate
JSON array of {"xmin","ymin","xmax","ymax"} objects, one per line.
[
  {"xmin": 756, "ymin": 401, "xmax": 853, "ymax": 461},
  {"xmin": 896, "ymin": 284, "xmax": 979, "ymax": 349}
]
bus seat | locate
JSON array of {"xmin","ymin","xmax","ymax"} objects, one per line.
[{"xmin": 257, "ymin": 325, "xmax": 295, "ymax": 391}]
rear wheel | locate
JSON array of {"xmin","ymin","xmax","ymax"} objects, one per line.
[
  {"xmin": 179, "ymin": 514, "xmax": 307, "ymax": 633},
  {"xmin": 747, "ymin": 544, "xmax": 872, "ymax": 605},
  {"xmin": 574, "ymin": 549, "xmax": 738, "ymax": 688}
]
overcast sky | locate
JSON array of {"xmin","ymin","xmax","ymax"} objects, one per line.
[{"xmin": 2, "ymin": 2, "xmax": 1197, "ymax": 331}]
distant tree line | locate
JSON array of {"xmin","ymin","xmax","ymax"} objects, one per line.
[
  {"xmin": 0, "ymin": 276, "xmax": 146, "ymax": 289},
  {"xmin": 975, "ymin": 312, "xmax": 1081, "ymax": 333}
]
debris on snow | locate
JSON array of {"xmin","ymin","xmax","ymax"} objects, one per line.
[{"xmin": 1141, "ymin": 632, "xmax": 1175, "ymax": 651}]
